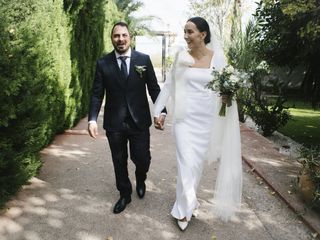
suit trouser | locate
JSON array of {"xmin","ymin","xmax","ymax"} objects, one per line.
[{"xmin": 106, "ymin": 122, "xmax": 151, "ymax": 198}]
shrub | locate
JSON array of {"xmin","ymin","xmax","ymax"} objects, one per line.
[
  {"xmin": 244, "ymin": 60, "xmax": 292, "ymax": 136},
  {"xmin": 0, "ymin": 0, "xmax": 105, "ymax": 207},
  {"xmin": 246, "ymin": 96, "xmax": 292, "ymax": 136},
  {"xmin": 298, "ymin": 146, "xmax": 320, "ymax": 209}
]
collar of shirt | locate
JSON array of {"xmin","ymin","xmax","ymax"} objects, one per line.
[{"xmin": 115, "ymin": 48, "xmax": 131, "ymax": 72}]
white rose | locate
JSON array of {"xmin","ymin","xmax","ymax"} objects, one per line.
[{"xmin": 225, "ymin": 65, "xmax": 234, "ymax": 74}]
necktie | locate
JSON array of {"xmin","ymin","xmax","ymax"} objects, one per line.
[{"xmin": 119, "ymin": 56, "xmax": 128, "ymax": 80}]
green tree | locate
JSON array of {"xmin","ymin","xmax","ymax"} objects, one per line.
[
  {"xmin": 188, "ymin": 0, "xmax": 234, "ymax": 42},
  {"xmin": 113, "ymin": 0, "xmax": 157, "ymax": 40},
  {"xmin": 254, "ymin": 0, "xmax": 320, "ymax": 107}
]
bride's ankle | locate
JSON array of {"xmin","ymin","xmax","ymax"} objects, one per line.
[{"xmin": 179, "ymin": 217, "xmax": 187, "ymax": 222}]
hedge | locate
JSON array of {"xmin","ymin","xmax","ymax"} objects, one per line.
[{"xmin": 0, "ymin": 0, "xmax": 106, "ymax": 207}]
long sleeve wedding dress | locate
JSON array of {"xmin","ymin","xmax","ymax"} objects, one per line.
[{"xmin": 154, "ymin": 49, "xmax": 242, "ymax": 222}]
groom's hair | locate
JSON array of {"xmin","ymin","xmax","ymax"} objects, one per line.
[
  {"xmin": 111, "ymin": 21, "xmax": 130, "ymax": 37},
  {"xmin": 187, "ymin": 17, "xmax": 211, "ymax": 44}
]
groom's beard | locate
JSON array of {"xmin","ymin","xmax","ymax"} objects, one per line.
[{"xmin": 114, "ymin": 42, "xmax": 130, "ymax": 54}]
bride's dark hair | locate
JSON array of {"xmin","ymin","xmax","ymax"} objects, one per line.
[{"xmin": 187, "ymin": 17, "xmax": 211, "ymax": 44}]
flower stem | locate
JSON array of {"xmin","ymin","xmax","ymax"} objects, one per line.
[{"xmin": 219, "ymin": 103, "xmax": 226, "ymax": 117}]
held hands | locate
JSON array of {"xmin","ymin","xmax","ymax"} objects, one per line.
[
  {"xmin": 88, "ymin": 122, "xmax": 98, "ymax": 138},
  {"xmin": 154, "ymin": 115, "xmax": 166, "ymax": 130}
]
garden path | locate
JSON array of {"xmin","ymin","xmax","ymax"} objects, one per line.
[{"xmin": 0, "ymin": 103, "xmax": 316, "ymax": 240}]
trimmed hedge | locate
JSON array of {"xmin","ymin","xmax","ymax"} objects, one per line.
[{"xmin": 0, "ymin": 0, "xmax": 105, "ymax": 206}]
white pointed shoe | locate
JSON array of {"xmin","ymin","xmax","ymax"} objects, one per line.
[
  {"xmin": 177, "ymin": 219, "xmax": 188, "ymax": 231},
  {"xmin": 192, "ymin": 208, "xmax": 198, "ymax": 218}
]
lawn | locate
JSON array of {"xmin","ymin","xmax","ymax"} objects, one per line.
[{"xmin": 278, "ymin": 100, "xmax": 320, "ymax": 147}]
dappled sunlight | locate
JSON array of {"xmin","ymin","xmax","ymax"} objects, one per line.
[
  {"xmin": 113, "ymin": 210, "xmax": 179, "ymax": 240},
  {"xmin": 76, "ymin": 232, "xmax": 101, "ymax": 240},
  {"xmin": 46, "ymin": 217, "xmax": 63, "ymax": 228},
  {"xmin": 57, "ymin": 188, "xmax": 82, "ymax": 201},
  {"xmin": 290, "ymin": 109, "xmax": 320, "ymax": 116},
  {"xmin": 145, "ymin": 179, "xmax": 165, "ymax": 194},
  {"xmin": 257, "ymin": 158, "xmax": 282, "ymax": 167},
  {"xmin": 41, "ymin": 144, "xmax": 89, "ymax": 159},
  {"xmin": 77, "ymin": 200, "xmax": 110, "ymax": 215},
  {"xmin": 0, "ymin": 217, "xmax": 23, "ymax": 235},
  {"xmin": 47, "ymin": 209, "xmax": 66, "ymax": 219},
  {"xmin": 24, "ymin": 231, "xmax": 42, "ymax": 240},
  {"xmin": 26, "ymin": 197, "xmax": 46, "ymax": 206},
  {"xmin": 3, "ymin": 207, "xmax": 23, "ymax": 219},
  {"xmin": 306, "ymin": 125, "xmax": 317, "ymax": 129},
  {"xmin": 160, "ymin": 230, "xmax": 176, "ymax": 239},
  {"xmin": 238, "ymin": 208, "xmax": 265, "ymax": 230},
  {"xmin": 249, "ymin": 157, "xmax": 290, "ymax": 167},
  {"xmin": 0, "ymin": 175, "xmax": 115, "ymax": 239},
  {"xmin": 43, "ymin": 193, "xmax": 59, "ymax": 203},
  {"xmin": 21, "ymin": 177, "xmax": 47, "ymax": 190},
  {"xmin": 24, "ymin": 205, "xmax": 48, "ymax": 216}
]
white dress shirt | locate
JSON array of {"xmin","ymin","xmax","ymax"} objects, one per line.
[{"xmin": 115, "ymin": 48, "xmax": 131, "ymax": 74}]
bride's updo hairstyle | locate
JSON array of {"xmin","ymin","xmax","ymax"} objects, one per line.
[{"xmin": 187, "ymin": 17, "xmax": 211, "ymax": 44}]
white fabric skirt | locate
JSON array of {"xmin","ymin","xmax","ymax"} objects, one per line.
[{"xmin": 171, "ymin": 92, "xmax": 215, "ymax": 221}]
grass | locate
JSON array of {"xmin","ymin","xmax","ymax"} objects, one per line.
[{"xmin": 278, "ymin": 99, "xmax": 320, "ymax": 147}]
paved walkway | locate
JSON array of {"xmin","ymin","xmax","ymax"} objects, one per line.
[
  {"xmin": 0, "ymin": 105, "xmax": 318, "ymax": 240},
  {"xmin": 241, "ymin": 123, "xmax": 320, "ymax": 239}
]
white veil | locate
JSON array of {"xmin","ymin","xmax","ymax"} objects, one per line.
[{"xmin": 206, "ymin": 31, "xmax": 243, "ymax": 222}]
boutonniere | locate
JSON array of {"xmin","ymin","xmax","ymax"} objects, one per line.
[{"xmin": 135, "ymin": 65, "xmax": 146, "ymax": 78}]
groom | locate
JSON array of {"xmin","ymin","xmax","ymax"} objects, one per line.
[{"xmin": 88, "ymin": 22, "xmax": 166, "ymax": 214}]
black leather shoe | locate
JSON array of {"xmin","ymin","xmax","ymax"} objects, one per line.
[
  {"xmin": 136, "ymin": 181, "xmax": 146, "ymax": 199},
  {"xmin": 113, "ymin": 196, "xmax": 131, "ymax": 214}
]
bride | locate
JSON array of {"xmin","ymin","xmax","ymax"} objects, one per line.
[{"xmin": 153, "ymin": 17, "xmax": 242, "ymax": 231}]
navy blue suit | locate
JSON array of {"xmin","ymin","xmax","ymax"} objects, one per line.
[{"xmin": 89, "ymin": 50, "xmax": 163, "ymax": 198}]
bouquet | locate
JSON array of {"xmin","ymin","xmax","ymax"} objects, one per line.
[{"xmin": 206, "ymin": 65, "xmax": 249, "ymax": 116}]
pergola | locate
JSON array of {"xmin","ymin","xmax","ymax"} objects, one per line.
[{"xmin": 151, "ymin": 30, "xmax": 177, "ymax": 82}]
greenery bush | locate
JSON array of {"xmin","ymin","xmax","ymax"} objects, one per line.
[
  {"xmin": 246, "ymin": 62, "xmax": 292, "ymax": 136},
  {"xmin": 246, "ymin": 96, "xmax": 292, "ymax": 137},
  {"xmin": 298, "ymin": 146, "xmax": 320, "ymax": 209},
  {"xmin": 227, "ymin": 21, "xmax": 260, "ymax": 122},
  {"xmin": 0, "ymin": 0, "xmax": 105, "ymax": 207}
]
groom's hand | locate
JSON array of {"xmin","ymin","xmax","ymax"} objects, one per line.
[
  {"xmin": 88, "ymin": 122, "xmax": 98, "ymax": 138},
  {"xmin": 154, "ymin": 115, "xmax": 165, "ymax": 130}
]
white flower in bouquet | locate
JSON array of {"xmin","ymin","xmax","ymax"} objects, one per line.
[
  {"xmin": 229, "ymin": 74, "xmax": 239, "ymax": 84},
  {"xmin": 225, "ymin": 65, "xmax": 235, "ymax": 74},
  {"xmin": 206, "ymin": 65, "xmax": 250, "ymax": 116}
]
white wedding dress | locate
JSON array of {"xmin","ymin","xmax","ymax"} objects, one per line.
[{"xmin": 154, "ymin": 50, "xmax": 242, "ymax": 222}]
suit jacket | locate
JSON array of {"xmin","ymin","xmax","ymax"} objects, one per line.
[{"xmin": 88, "ymin": 50, "xmax": 163, "ymax": 131}]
